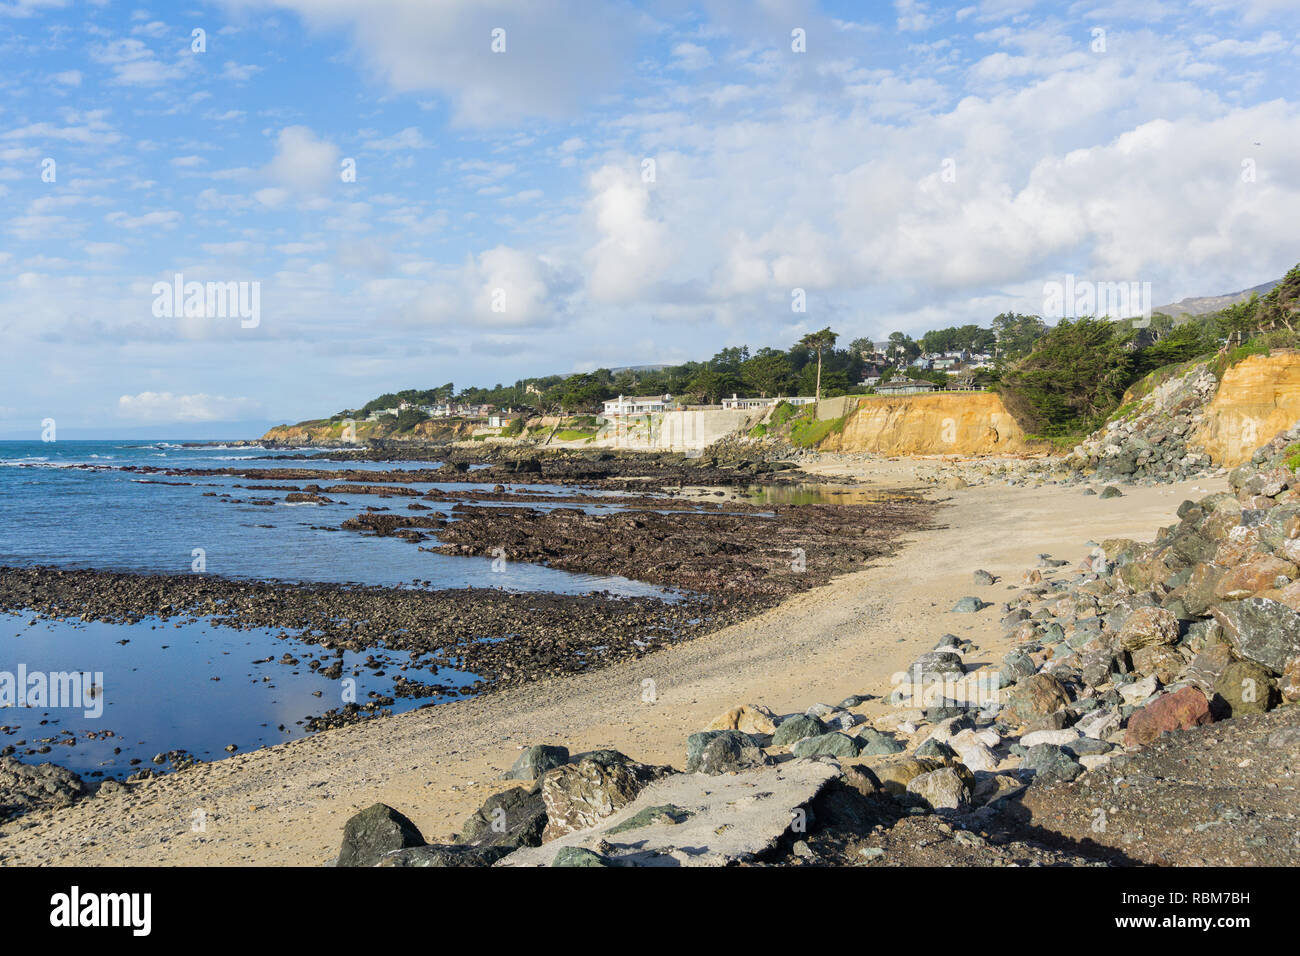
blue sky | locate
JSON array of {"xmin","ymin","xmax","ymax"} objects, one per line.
[{"xmin": 0, "ymin": 0, "xmax": 1297, "ymax": 437}]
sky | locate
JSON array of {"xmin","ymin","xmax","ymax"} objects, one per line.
[{"xmin": 0, "ymin": 0, "xmax": 1297, "ymax": 438}]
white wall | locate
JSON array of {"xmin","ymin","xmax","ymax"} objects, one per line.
[{"xmin": 595, "ymin": 409, "xmax": 756, "ymax": 451}]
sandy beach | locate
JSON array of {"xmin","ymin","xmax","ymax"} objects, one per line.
[{"xmin": 0, "ymin": 459, "xmax": 1225, "ymax": 866}]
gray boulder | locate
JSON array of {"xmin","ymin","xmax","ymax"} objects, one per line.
[
  {"xmin": 1021, "ymin": 744, "xmax": 1084, "ymax": 783},
  {"xmin": 504, "ymin": 744, "xmax": 570, "ymax": 781},
  {"xmin": 772, "ymin": 714, "xmax": 825, "ymax": 747},
  {"xmin": 685, "ymin": 730, "xmax": 770, "ymax": 774},
  {"xmin": 456, "ymin": 785, "xmax": 546, "ymax": 850},
  {"xmin": 1212, "ymin": 599, "xmax": 1300, "ymax": 675},
  {"xmin": 792, "ymin": 732, "xmax": 861, "ymax": 758},
  {"xmin": 337, "ymin": 803, "xmax": 425, "ymax": 867}
]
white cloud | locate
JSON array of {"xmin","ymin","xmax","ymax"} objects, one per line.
[
  {"xmin": 253, "ymin": 0, "xmax": 635, "ymax": 125},
  {"xmin": 90, "ymin": 38, "xmax": 186, "ymax": 86},
  {"xmin": 584, "ymin": 163, "xmax": 671, "ymax": 304},
  {"xmin": 261, "ymin": 126, "xmax": 340, "ymax": 194},
  {"xmin": 222, "ymin": 60, "xmax": 263, "ymax": 82},
  {"xmin": 361, "ymin": 127, "xmax": 430, "ymax": 151},
  {"xmin": 105, "ymin": 209, "xmax": 182, "ymax": 229},
  {"xmin": 117, "ymin": 392, "xmax": 263, "ymax": 422}
]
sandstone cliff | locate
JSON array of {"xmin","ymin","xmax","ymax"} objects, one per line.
[
  {"xmin": 1194, "ymin": 351, "xmax": 1300, "ymax": 468},
  {"xmin": 819, "ymin": 392, "xmax": 1030, "ymax": 456}
]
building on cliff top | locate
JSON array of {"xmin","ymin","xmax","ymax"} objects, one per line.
[
  {"xmin": 720, "ymin": 394, "xmax": 815, "ymax": 411},
  {"xmin": 602, "ymin": 394, "xmax": 675, "ymax": 417},
  {"xmin": 873, "ymin": 377, "xmax": 937, "ymax": 396}
]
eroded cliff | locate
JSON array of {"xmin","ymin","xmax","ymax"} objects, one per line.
[
  {"xmin": 1195, "ymin": 351, "xmax": 1300, "ymax": 468},
  {"xmin": 819, "ymin": 392, "xmax": 1030, "ymax": 456}
]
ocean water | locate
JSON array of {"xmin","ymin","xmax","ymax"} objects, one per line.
[
  {"xmin": 0, "ymin": 439, "xmax": 674, "ymax": 777},
  {"xmin": 0, "ymin": 439, "xmax": 667, "ymax": 594}
]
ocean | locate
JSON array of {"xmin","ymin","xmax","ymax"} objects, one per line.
[{"xmin": 0, "ymin": 439, "xmax": 670, "ymax": 777}]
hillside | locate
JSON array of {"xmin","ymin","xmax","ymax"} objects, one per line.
[{"xmin": 1154, "ymin": 279, "xmax": 1279, "ymax": 318}]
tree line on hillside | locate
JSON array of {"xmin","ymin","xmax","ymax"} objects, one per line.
[
  {"xmin": 336, "ymin": 317, "xmax": 1047, "ymax": 420},
  {"xmin": 1001, "ymin": 264, "xmax": 1300, "ymax": 437},
  {"xmin": 333, "ymin": 262, "xmax": 1300, "ymax": 436}
]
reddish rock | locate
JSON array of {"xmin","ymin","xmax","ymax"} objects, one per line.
[
  {"xmin": 1214, "ymin": 527, "xmax": 1263, "ymax": 566},
  {"xmin": 1213, "ymin": 554, "xmax": 1298, "ymax": 601},
  {"xmin": 1124, "ymin": 686, "xmax": 1213, "ymax": 747},
  {"xmin": 1260, "ymin": 579, "xmax": 1300, "ymax": 612}
]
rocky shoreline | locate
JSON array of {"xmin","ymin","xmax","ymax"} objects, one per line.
[
  {"xmin": 328, "ymin": 427, "xmax": 1300, "ymax": 866},
  {"xmin": 0, "ymin": 455, "xmax": 938, "ymax": 820}
]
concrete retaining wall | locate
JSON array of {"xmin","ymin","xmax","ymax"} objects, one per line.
[{"xmin": 595, "ymin": 409, "xmax": 757, "ymax": 451}]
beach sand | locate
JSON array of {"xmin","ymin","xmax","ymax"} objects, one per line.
[{"xmin": 0, "ymin": 458, "xmax": 1226, "ymax": 866}]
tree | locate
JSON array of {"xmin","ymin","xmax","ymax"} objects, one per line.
[
  {"xmin": 741, "ymin": 349, "xmax": 793, "ymax": 397},
  {"xmin": 708, "ymin": 346, "xmax": 750, "ymax": 372},
  {"xmin": 886, "ymin": 331, "xmax": 920, "ymax": 367},
  {"xmin": 542, "ymin": 373, "xmax": 613, "ymax": 413},
  {"xmin": 798, "ymin": 327, "xmax": 839, "ymax": 408},
  {"xmin": 685, "ymin": 367, "xmax": 738, "ymax": 404},
  {"xmin": 991, "ymin": 313, "xmax": 1048, "ymax": 364},
  {"xmin": 999, "ymin": 317, "xmax": 1133, "ymax": 436},
  {"xmin": 848, "ymin": 336, "xmax": 875, "ymax": 358}
]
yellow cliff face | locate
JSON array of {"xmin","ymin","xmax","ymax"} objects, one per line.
[
  {"xmin": 819, "ymin": 392, "xmax": 1030, "ymax": 455},
  {"xmin": 1194, "ymin": 351, "xmax": 1300, "ymax": 468}
]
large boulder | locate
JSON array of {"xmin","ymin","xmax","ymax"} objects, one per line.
[
  {"xmin": 1116, "ymin": 606, "xmax": 1180, "ymax": 652},
  {"xmin": 1021, "ymin": 744, "xmax": 1084, "ymax": 783},
  {"xmin": 540, "ymin": 750, "xmax": 674, "ymax": 840},
  {"xmin": 1183, "ymin": 642, "xmax": 1235, "ymax": 696},
  {"xmin": 1214, "ymin": 555, "xmax": 1297, "ymax": 601},
  {"xmin": 1000, "ymin": 650, "xmax": 1037, "ymax": 686},
  {"xmin": 855, "ymin": 727, "xmax": 905, "ymax": 756},
  {"xmin": 504, "ymin": 744, "xmax": 569, "ymax": 781},
  {"xmin": 1212, "ymin": 599, "xmax": 1300, "ymax": 674},
  {"xmin": 771, "ymin": 714, "xmax": 825, "ymax": 747},
  {"xmin": 860, "ymin": 756, "xmax": 946, "ymax": 796},
  {"xmin": 1131, "ymin": 644, "xmax": 1187, "ymax": 684},
  {"xmin": 456, "ymin": 785, "xmax": 547, "ymax": 850},
  {"xmin": 908, "ymin": 651, "xmax": 966, "ymax": 681},
  {"xmin": 1213, "ymin": 660, "xmax": 1279, "ymax": 717},
  {"xmin": 905, "ymin": 767, "xmax": 973, "ymax": 812},
  {"xmin": 500, "ymin": 760, "xmax": 841, "ymax": 867},
  {"xmin": 337, "ymin": 803, "xmax": 425, "ymax": 867},
  {"xmin": 1002, "ymin": 673, "xmax": 1071, "ymax": 726},
  {"xmin": 1178, "ymin": 563, "xmax": 1227, "ymax": 616},
  {"xmin": 704, "ymin": 703, "xmax": 778, "ymax": 736},
  {"xmin": 1124, "ymin": 687, "xmax": 1213, "ymax": 747},
  {"xmin": 685, "ymin": 731, "xmax": 770, "ymax": 774}
]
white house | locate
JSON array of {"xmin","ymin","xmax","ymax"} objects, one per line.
[
  {"xmin": 720, "ymin": 394, "xmax": 817, "ymax": 410},
  {"xmin": 602, "ymin": 394, "xmax": 674, "ymax": 417}
]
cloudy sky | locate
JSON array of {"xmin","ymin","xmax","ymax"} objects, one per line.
[{"xmin": 1, "ymin": 0, "xmax": 1297, "ymax": 437}]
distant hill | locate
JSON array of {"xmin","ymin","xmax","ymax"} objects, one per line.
[
  {"xmin": 609, "ymin": 364, "xmax": 671, "ymax": 374},
  {"xmin": 1155, "ymin": 279, "xmax": 1280, "ymax": 318}
]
